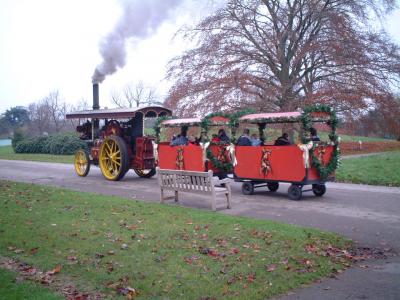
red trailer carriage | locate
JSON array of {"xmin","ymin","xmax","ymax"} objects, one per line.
[
  {"xmin": 66, "ymin": 106, "xmax": 172, "ymax": 181},
  {"xmin": 156, "ymin": 116, "xmax": 233, "ymax": 177},
  {"xmin": 234, "ymin": 106, "xmax": 340, "ymax": 200}
]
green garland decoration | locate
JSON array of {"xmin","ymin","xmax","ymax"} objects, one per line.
[
  {"xmin": 200, "ymin": 108, "xmax": 256, "ymax": 143},
  {"xmin": 300, "ymin": 104, "xmax": 340, "ymax": 180},
  {"xmin": 206, "ymin": 144, "xmax": 233, "ymax": 173},
  {"xmin": 153, "ymin": 115, "xmax": 177, "ymax": 143},
  {"xmin": 200, "ymin": 109, "xmax": 255, "ymax": 173}
]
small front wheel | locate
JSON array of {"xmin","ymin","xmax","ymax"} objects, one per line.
[
  {"xmin": 74, "ymin": 149, "xmax": 90, "ymax": 177},
  {"xmin": 312, "ymin": 184, "xmax": 326, "ymax": 197},
  {"xmin": 242, "ymin": 182, "xmax": 254, "ymax": 195},
  {"xmin": 267, "ymin": 182, "xmax": 279, "ymax": 192},
  {"xmin": 134, "ymin": 168, "xmax": 156, "ymax": 178},
  {"xmin": 288, "ymin": 185, "xmax": 302, "ymax": 200}
]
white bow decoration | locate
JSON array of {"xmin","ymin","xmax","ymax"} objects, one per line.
[
  {"xmin": 200, "ymin": 142, "xmax": 210, "ymax": 165},
  {"xmin": 227, "ymin": 143, "xmax": 237, "ymax": 166},
  {"xmin": 152, "ymin": 141, "xmax": 158, "ymax": 162},
  {"xmin": 297, "ymin": 141, "xmax": 313, "ymax": 168}
]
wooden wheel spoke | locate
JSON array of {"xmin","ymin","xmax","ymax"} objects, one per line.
[{"xmin": 99, "ymin": 137, "xmax": 128, "ymax": 181}]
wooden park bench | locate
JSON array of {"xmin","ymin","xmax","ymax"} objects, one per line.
[{"xmin": 156, "ymin": 167, "xmax": 232, "ymax": 211}]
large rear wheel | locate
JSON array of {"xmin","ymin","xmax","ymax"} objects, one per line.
[
  {"xmin": 74, "ymin": 149, "xmax": 90, "ymax": 177},
  {"xmin": 99, "ymin": 135, "xmax": 129, "ymax": 181},
  {"xmin": 134, "ymin": 168, "xmax": 156, "ymax": 178}
]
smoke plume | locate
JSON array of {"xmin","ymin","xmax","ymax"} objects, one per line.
[{"xmin": 92, "ymin": 0, "xmax": 184, "ymax": 84}]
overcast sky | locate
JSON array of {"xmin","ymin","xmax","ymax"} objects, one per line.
[{"xmin": 0, "ymin": 0, "xmax": 399, "ymax": 114}]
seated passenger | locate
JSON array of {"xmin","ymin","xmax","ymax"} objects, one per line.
[
  {"xmin": 309, "ymin": 127, "xmax": 320, "ymax": 142},
  {"xmin": 236, "ymin": 128, "xmax": 252, "ymax": 146},
  {"xmin": 218, "ymin": 129, "xmax": 231, "ymax": 143},
  {"xmin": 188, "ymin": 135, "xmax": 199, "ymax": 145},
  {"xmin": 274, "ymin": 133, "xmax": 290, "ymax": 146},
  {"xmin": 250, "ymin": 133, "xmax": 262, "ymax": 146},
  {"xmin": 170, "ymin": 129, "xmax": 189, "ymax": 146}
]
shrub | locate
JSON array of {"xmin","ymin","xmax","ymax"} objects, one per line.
[
  {"xmin": 15, "ymin": 137, "xmax": 48, "ymax": 153},
  {"xmin": 11, "ymin": 128, "xmax": 25, "ymax": 151},
  {"xmin": 14, "ymin": 132, "xmax": 87, "ymax": 155}
]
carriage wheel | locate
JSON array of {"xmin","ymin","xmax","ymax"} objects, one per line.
[
  {"xmin": 134, "ymin": 168, "xmax": 156, "ymax": 178},
  {"xmin": 74, "ymin": 149, "xmax": 90, "ymax": 177},
  {"xmin": 312, "ymin": 184, "xmax": 326, "ymax": 197},
  {"xmin": 267, "ymin": 182, "xmax": 279, "ymax": 192},
  {"xmin": 99, "ymin": 135, "xmax": 129, "ymax": 181},
  {"xmin": 288, "ymin": 184, "xmax": 302, "ymax": 200},
  {"xmin": 242, "ymin": 182, "xmax": 254, "ymax": 195}
]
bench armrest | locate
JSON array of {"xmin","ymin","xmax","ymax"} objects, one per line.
[{"xmin": 218, "ymin": 178, "xmax": 231, "ymax": 185}]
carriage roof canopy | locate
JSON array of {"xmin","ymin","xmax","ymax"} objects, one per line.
[
  {"xmin": 66, "ymin": 106, "xmax": 172, "ymax": 119},
  {"xmin": 161, "ymin": 118, "xmax": 202, "ymax": 127},
  {"xmin": 240, "ymin": 112, "xmax": 302, "ymax": 124},
  {"xmin": 240, "ymin": 111, "xmax": 331, "ymax": 124}
]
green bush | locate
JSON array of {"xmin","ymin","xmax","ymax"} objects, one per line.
[
  {"xmin": 11, "ymin": 128, "xmax": 25, "ymax": 151},
  {"xmin": 15, "ymin": 133, "xmax": 87, "ymax": 155}
]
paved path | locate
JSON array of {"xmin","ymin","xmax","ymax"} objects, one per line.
[{"xmin": 1, "ymin": 159, "xmax": 399, "ymax": 300}]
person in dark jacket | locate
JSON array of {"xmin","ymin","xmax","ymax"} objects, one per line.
[
  {"xmin": 274, "ymin": 133, "xmax": 290, "ymax": 145},
  {"xmin": 236, "ymin": 128, "xmax": 252, "ymax": 146},
  {"xmin": 309, "ymin": 127, "xmax": 320, "ymax": 142},
  {"xmin": 218, "ymin": 128, "xmax": 231, "ymax": 143},
  {"xmin": 170, "ymin": 127, "xmax": 189, "ymax": 146}
]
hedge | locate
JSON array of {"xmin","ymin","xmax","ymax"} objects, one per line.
[{"xmin": 14, "ymin": 132, "xmax": 87, "ymax": 155}]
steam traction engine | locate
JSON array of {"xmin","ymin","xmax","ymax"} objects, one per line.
[{"xmin": 66, "ymin": 84, "xmax": 172, "ymax": 181}]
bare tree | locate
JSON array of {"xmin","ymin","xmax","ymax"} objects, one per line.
[
  {"xmin": 166, "ymin": 0, "xmax": 400, "ymax": 116},
  {"xmin": 28, "ymin": 102, "xmax": 51, "ymax": 136},
  {"xmin": 44, "ymin": 90, "xmax": 67, "ymax": 133},
  {"xmin": 75, "ymin": 98, "xmax": 91, "ymax": 111},
  {"xmin": 27, "ymin": 90, "xmax": 70, "ymax": 135},
  {"xmin": 111, "ymin": 81, "xmax": 157, "ymax": 108}
]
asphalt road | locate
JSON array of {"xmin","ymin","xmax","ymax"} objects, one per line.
[{"xmin": 1, "ymin": 159, "xmax": 399, "ymax": 300}]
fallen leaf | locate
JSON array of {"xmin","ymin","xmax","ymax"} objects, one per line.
[
  {"xmin": 230, "ymin": 248, "xmax": 240, "ymax": 254},
  {"xmin": 29, "ymin": 247, "xmax": 39, "ymax": 255},
  {"xmin": 47, "ymin": 264, "xmax": 62, "ymax": 275},
  {"xmin": 266, "ymin": 264, "xmax": 276, "ymax": 272},
  {"xmin": 247, "ymin": 273, "xmax": 256, "ymax": 283}
]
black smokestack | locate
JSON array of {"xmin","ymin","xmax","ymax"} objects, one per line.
[{"xmin": 93, "ymin": 83, "xmax": 100, "ymax": 110}]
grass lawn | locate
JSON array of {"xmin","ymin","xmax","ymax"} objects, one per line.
[
  {"xmin": 0, "ymin": 146, "xmax": 73, "ymax": 164},
  {"xmin": 336, "ymin": 151, "xmax": 400, "ymax": 187},
  {"xmin": 0, "ymin": 181, "xmax": 351, "ymax": 300},
  {"xmin": 323, "ymin": 132, "xmax": 391, "ymax": 142},
  {"xmin": 0, "ymin": 268, "xmax": 63, "ymax": 300}
]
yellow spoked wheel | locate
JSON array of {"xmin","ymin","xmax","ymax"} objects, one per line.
[
  {"xmin": 99, "ymin": 135, "xmax": 129, "ymax": 181},
  {"xmin": 74, "ymin": 149, "xmax": 90, "ymax": 177},
  {"xmin": 133, "ymin": 168, "xmax": 156, "ymax": 178}
]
